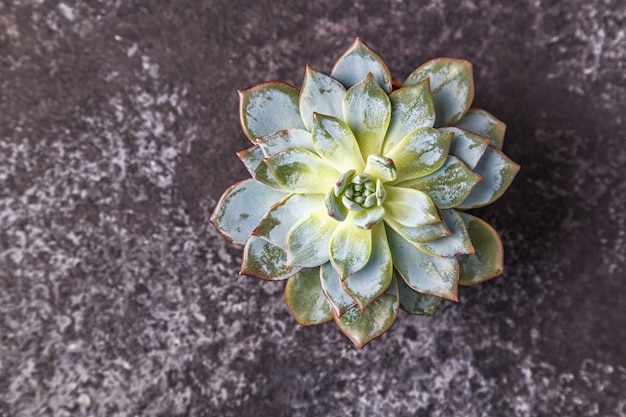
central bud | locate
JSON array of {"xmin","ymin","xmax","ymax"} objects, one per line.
[{"xmin": 339, "ymin": 173, "xmax": 385, "ymax": 211}]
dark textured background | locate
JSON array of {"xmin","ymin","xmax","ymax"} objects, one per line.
[{"xmin": 1, "ymin": 1, "xmax": 625, "ymax": 416}]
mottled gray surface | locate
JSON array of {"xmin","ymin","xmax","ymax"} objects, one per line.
[{"xmin": 1, "ymin": 1, "xmax": 625, "ymax": 416}]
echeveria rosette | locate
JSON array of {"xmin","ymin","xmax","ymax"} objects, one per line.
[{"xmin": 211, "ymin": 38, "xmax": 519, "ymax": 348}]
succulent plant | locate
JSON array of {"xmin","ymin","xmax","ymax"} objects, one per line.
[{"xmin": 211, "ymin": 38, "xmax": 519, "ymax": 348}]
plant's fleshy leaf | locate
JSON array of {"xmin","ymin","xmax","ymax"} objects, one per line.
[
  {"xmin": 266, "ymin": 147, "xmax": 339, "ymax": 194},
  {"xmin": 363, "ymin": 154, "xmax": 396, "ymax": 183},
  {"xmin": 320, "ymin": 262, "xmax": 357, "ymax": 317},
  {"xmin": 454, "ymin": 108, "xmax": 506, "ymax": 150},
  {"xmin": 397, "ymin": 272, "xmax": 444, "ymax": 316},
  {"xmin": 241, "ymin": 235, "xmax": 301, "ymax": 280},
  {"xmin": 343, "ymin": 74, "xmax": 391, "ymax": 161},
  {"xmin": 383, "ymin": 185, "xmax": 440, "ymax": 228},
  {"xmin": 311, "ymin": 114, "xmax": 365, "ymax": 173},
  {"xmin": 325, "ymin": 189, "xmax": 349, "ymax": 222},
  {"xmin": 329, "ymin": 213, "xmax": 372, "ymax": 279},
  {"xmin": 387, "ymin": 226, "xmax": 459, "ymax": 300},
  {"xmin": 457, "ymin": 212, "xmax": 504, "ymax": 285},
  {"xmin": 331, "ymin": 38, "xmax": 393, "ymax": 93},
  {"xmin": 416, "ymin": 209, "xmax": 474, "ymax": 257},
  {"xmin": 440, "ymin": 127, "xmax": 491, "ymax": 170},
  {"xmin": 404, "ymin": 58, "xmax": 474, "ymax": 127},
  {"xmin": 236, "ymin": 145, "xmax": 282, "ymax": 190},
  {"xmin": 334, "ymin": 274, "xmax": 399, "ymax": 349},
  {"xmin": 211, "ymin": 179, "xmax": 286, "ymax": 245},
  {"xmin": 383, "ymin": 213, "xmax": 449, "ymax": 244},
  {"xmin": 398, "ymin": 156, "xmax": 482, "ymax": 209},
  {"xmin": 353, "ymin": 205, "xmax": 385, "ymax": 230},
  {"xmin": 299, "ymin": 66, "xmax": 346, "ymax": 130},
  {"xmin": 286, "ymin": 205, "xmax": 339, "ymax": 268},
  {"xmin": 386, "ymin": 127, "xmax": 452, "ymax": 183},
  {"xmin": 253, "ymin": 193, "xmax": 323, "ymax": 247},
  {"xmin": 284, "ymin": 267, "xmax": 333, "ymax": 326},
  {"xmin": 239, "ymin": 81, "xmax": 305, "ymax": 141},
  {"xmin": 342, "ymin": 222, "xmax": 393, "ymax": 311},
  {"xmin": 256, "ymin": 129, "xmax": 314, "ymax": 157},
  {"xmin": 383, "ymin": 79, "xmax": 436, "ymax": 154},
  {"xmin": 456, "ymin": 146, "xmax": 520, "ymax": 209}
]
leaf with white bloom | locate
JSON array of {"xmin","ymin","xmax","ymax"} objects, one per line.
[
  {"xmin": 386, "ymin": 127, "xmax": 452, "ymax": 183},
  {"xmin": 299, "ymin": 66, "xmax": 346, "ymax": 130},
  {"xmin": 331, "ymin": 38, "xmax": 392, "ymax": 93},
  {"xmin": 363, "ymin": 154, "xmax": 396, "ymax": 183},
  {"xmin": 398, "ymin": 156, "xmax": 482, "ymax": 209},
  {"xmin": 211, "ymin": 179, "xmax": 286, "ymax": 245},
  {"xmin": 241, "ymin": 236, "xmax": 301, "ymax": 280},
  {"xmin": 329, "ymin": 213, "xmax": 372, "ymax": 279},
  {"xmin": 440, "ymin": 127, "xmax": 491, "ymax": 170},
  {"xmin": 256, "ymin": 129, "xmax": 314, "ymax": 157},
  {"xmin": 454, "ymin": 108, "xmax": 506, "ymax": 150},
  {"xmin": 325, "ymin": 189, "xmax": 349, "ymax": 222},
  {"xmin": 343, "ymin": 74, "xmax": 391, "ymax": 161},
  {"xmin": 456, "ymin": 146, "xmax": 520, "ymax": 209},
  {"xmin": 353, "ymin": 205, "xmax": 385, "ymax": 230},
  {"xmin": 383, "ymin": 79, "xmax": 436, "ymax": 154},
  {"xmin": 398, "ymin": 273, "xmax": 444, "ymax": 316},
  {"xmin": 266, "ymin": 147, "xmax": 339, "ymax": 194},
  {"xmin": 457, "ymin": 212, "xmax": 504, "ymax": 285},
  {"xmin": 383, "ymin": 185, "xmax": 439, "ymax": 228},
  {"xmin": 416, "ymin": 209, "xmax": 474, "ymax": 257},
  {"xmin": 404, "ymin": 58, "xmax": 474, "ymax": 127},
  {"xmin": 239, "ymin": 81, "xmax": 305, "ymax": 141},
  {"xmin": 387, "ymin": 226, "xmax": 459, "ymax": 300},
  {"xmin": 284, "ymin": 267, "xmax": 333, "ymax": 326},
  {"xmin": 320, "ymin": 262, "xmax": 357, "ymax": 317},
  {"xmin": 236, "ymin": 145, "xmax": 281, "ymax": 190},
  {"xmin": 286, "ymin": 205, "xmax": 339, "ymax": 268},
  {"xmin": 383, "ymin": 215, "xmax": 449, "ymax": 244},
  {"xmin": 312, "ymin": 114, "xmax": 365, "ymax": 173},
  {"xmin": 335, "ymin": 274, "xmax": 399, "ymax": 349}
]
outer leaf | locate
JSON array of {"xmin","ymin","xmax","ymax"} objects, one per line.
[
  {"xmin": 383, "ymin": 216, "xmax": 450, "ymax": 244},
  {"xmin": 311, "ymin": 114, "xmax": 365, "ymax": 173},
  {"xmin": 383, "ymin": 185, "xmax": 440, "ymax": 228},
  {"xmin": 320, "ymin": 262, "xmax": 357, "ymax": 318},
  {"xmin": 456, "ymin": 146, "xmax": 520, "ymax": 209},
  {"xmin": 329, "ymin": 214, "xmax": 372, "ymax": 279},
  {"xmin": 256, "ymin": 129, "xmax": 314, "ymax": 157},
  {"xmin": 266, "ymin": 147, "xmax": 339, "ymax": 194},
  {"xmin": 239, "ymin": 81, "xmax": 305, "ymax": 141},
  {"xmin": 404, "ymin": 58, "xmax": 474, "ymax": 127},
  {"xmin": 286, "ymin": 205, "xmax": 339, "ymax": 268},
  {"xmin": 457, "ymin": 212, "xmax": 504, "ymax": 285},
  {"xmin": 334, "ymin": 275, "xmax": 399, "ymax": 349},
  {"xmin": 387, "ymin": 226, "xmax": 459, "ymax": 300},
  {"xmin": 299, "ymin": 65, "xmax": 346, "ymax": 130},
  {"xmin": 398, "ymin": 156, "xmax": 482, "ymax": 209},
  {"xmin": 284, "ymin": 267, "xmax": 333, "ymax": 326},
  {"xmin": 386, "ymin": 127, "xmax": 452, "ymax": 183},
  {"xmin": 454, "ymin": 108, "xmax": 506, "ymax": 150},
  {"xmin": 383, "ymin": 79, "xmax": 436, "ymax": 154},
  {"xmin": 342, "ymin": 222, "xmax": 393, "ymax": 312},
  {"xmin": 398, "ymin": 272, "xmax": 444, "ymax": 316},
  {"xmin": 211, "ymin": 179, "xmax": 286, "ymax": 245},
  {"xmin": 440, "ymin": 127, "xmax": 491, "ymax": 170},
  {"xmin": 236, "ymin": 145, "xmax": 281, "ymax": 190},
  {"xmin": 343, "ymin": 74, "xmax": 391, "ymax": 161},
  {"xmin": 331, "ymin": 38, "xmax": 393, "ymax": 93},
  {"xmin": 416, "ymin": 209, "xmax": 475, "ymax": 258},
  {"xmin": 241, "ymin": 236, "xmax": 301, "ymax": 280}
]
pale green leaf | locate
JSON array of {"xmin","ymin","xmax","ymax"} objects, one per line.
[
  {"xmin": 454, "ymin": 108, "xmax": 506, "ymax": 150},
  {"xmin": 325, "ymin": 189, "xmax": 349, "ymax": 222},
  {"xmin": 320, "ymin": 262, "xmax": 357, "ymax": 317},
  {"xmin": 266, "ymin": 147, "xmax": 339, "ymax": 194},
  {"xmin": 363, "ymin": 154, "xmax": 396, "ymax": 183},
  {"xmin": 440, "ymin": 127, "xmax": 491, "ymax": 170},
  {"xmin": 236, "ymin": 145, "xmax": 282, "ymax": 190},
  {"xmin": 331, "ymin": 38, "xmax": 392, "ymax": 93},
  {"xmin": 457, "ymin": 212, "xmax": 504, "ymax": 285},
  {"xmin": 286, "ymin": 205, "xmax": 339, "ymax": 268},
  {"xmin": 383, "ymin": 215, "xmax": 449, "ymax": 244},
  {"xmin": 353, "ymin": 205, "xmax": 385, "ymax": 230},
  {"xmin": 398, "ymin": 272, "xmax": 444, "ymax": 316},
  {"xmin": 284, "ymin": 267, "xmax": 333, "ymax": 326},
  {"xmin": 416, "ymin": 209, "xmax": 474, "ymax": 257},
  {"xmin": 256, "ymin": 128, "xmax": 314, "ymax": 157},
  {"xmin": 299, "ymin": 65, "xmax": 346, "ymax": 130},
  {"xmin": 241, "ymin": 236, "xmax": 301, "ymax": 280},
  {"xmin": 329, "ymin": 213, "xmax": 372, "ymax": 278},
  {"xmin": 383, "ymin": 185, "xmax": 440, "ymax": 228},
  {"xmin": 311, "ymin": 113, "xmax": 365, "ymax": 173}
]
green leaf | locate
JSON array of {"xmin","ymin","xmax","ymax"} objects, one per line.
[
  {"xmin": 299, "ymin": 65, "xmax": 346, "ymax": 131},
  {"xmin": 398, "ymin": 156, "xmax": 482, "ymax": 209},
  {"xmin": 404, "ymin": 58, "xmax": 474, "ymax": 127},
  {"xmin": 325, "ymin": 189, "xmax": 349, "ymax": 222},
  {"xmin": 385, "ymin": 127, "xmax": 452, "ymax": 183},
  {"xmin": 343, "ymin": 74, "xmax": 391, "ymax": 161},
  {"xmin": 266, "ymin": 147, "xmax": 339, "ymax": 194},
  {"xmin": 311, "ymin": 114, "xmax": 365, "ymax": 173},
  {"xmin": 284, "ymin": 267, "xmax": 333, "ymax": 326},
  {"xmin": 211, "ymin": 179, "xmax": 286, "ymax": 245},
  {"xmin": 457, "ymin": 212, "xmax": 504, "ymax": 285},
  {"xmin": 454, "ymin": 108, "xmax": 506, "ymax": 150},
  {"xmin": 352, "ymin": 205, "xmax": 385, "ymax": 230},
  {"xmin": 363, "ymin": 154, "xmax": 396, "ymax": 183},
  {"xmin": 387, "ymin": 226, "xmax": 459, "ymax": 300},
  {"xmin": 416, "ymin": 209, "xmax": 474, "ymax": 257},
  {"xmin": 383, "ymin": 79, "xmax": 436, "ymax": 154},
  {"xmin": 239, "ymin": 81, "xmax": 305, "ymax": 141},
  {"xmin": 320, "ymin": 262, "xmax": 357, "ymax": 317},
  {"xmin": 397, "ymin": 272, "xmax": 444, "ymax": 316},
  {"xmin": 241, "ymin": 236, "xmax": 301, "ymax": 280},
  {"xmin": 236, "ymin": 145, "xmax": 282, "ymax": 190},
  {"xmin": 440, "ymin": 127, "xmax": 491, "ymax": 170},
  {"xmin": 329, "ymin": 214, "xmax": 372, "ymax": 279},
  {"xmin": 286, "ymin": 205, "xmax": 339, "ymax": 268},
  {"xmin": 456, "ymin": 146, "xmax": 520, "ymax": 209},
  {"xmin": 331, "ymin": 38, "xmax": 392, "ymax": 93},
  {"xmin": 256, "ymin": 129, "xmax": 314, "ymax": 157},
  {"xmin": 383, "ymin": 185, "xmax": 440, "ymax": 228},
  {"xmin": 383, "ymin": 216, "xmax": 450, "ymax": 244},
  {"xmin": 342, "ymin": 222, "xmax": 393, "ymax": 311},
  {"xmin": 334, "ymin": 275, "xmax": 399, "ymax": 348}
]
